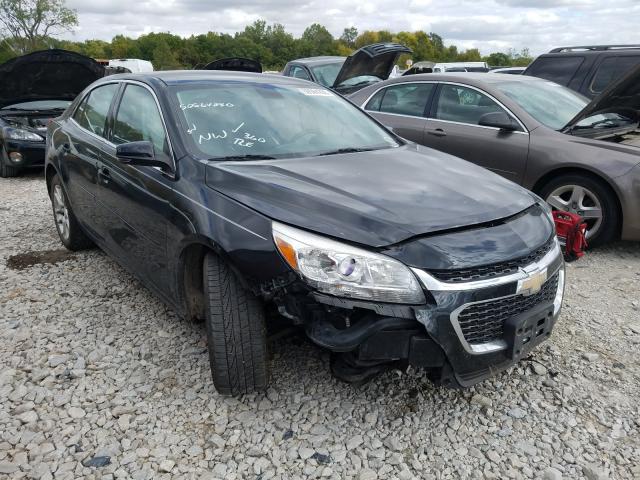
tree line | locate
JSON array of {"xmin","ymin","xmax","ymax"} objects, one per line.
[{"xmin": 0, "ymin": 1, "xmax": 533, "ymax": 70}]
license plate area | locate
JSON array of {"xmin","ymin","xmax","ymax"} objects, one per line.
[{"xmin": 504, "ymin": 305, "xmax": 554, "ymax": 360}]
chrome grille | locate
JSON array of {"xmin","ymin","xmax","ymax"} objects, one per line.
[
  {"xmin": 429, "ymin": 238, "xmax": 555, "ymax": 283},
  {"xmin": 457, "ymin": 272, "xmax": 559, "ymax": 346}
]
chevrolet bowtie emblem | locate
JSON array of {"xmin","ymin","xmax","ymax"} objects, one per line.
[{"xmin": 517, "ymin": 268, "xmax": 548, "ymax": 296}]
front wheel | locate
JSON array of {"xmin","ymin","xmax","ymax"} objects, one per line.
[
  {"xmin": 203, "ymin": 253, "xmax": 269, "ymax": 396},
  {"xmin": 540, "ymin": 173, "xmax": 619, "ymax": 247}
]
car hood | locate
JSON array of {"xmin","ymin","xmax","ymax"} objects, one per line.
[
  {"xmin": 564, "ymin": 63, "xmax": 640, "ymax": 131},
  {"xmin": 0, "ymin": 49, "xmax": 105, "ymax": 109},
  {"xmin": 205, "ymin": 145, "xmax": 536, "ymax": 247},
  {"xmin": 203, "ymin": 57, "xmax": 262, "ymax": 73},
  {"xmin": 332, "ymin": 43, "xmax": 412, "ymax": 90}
]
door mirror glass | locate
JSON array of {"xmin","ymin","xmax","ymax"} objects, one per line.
[
  {"xmin": 478, "ymin": 111, "xmax": 519, "ymax": 131},
  {"xmin": 116, "ymin": 141, "xmax": 170, "ymax": 170}
]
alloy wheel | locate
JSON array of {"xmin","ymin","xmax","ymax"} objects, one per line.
[
  {"xmin": 545, "ymin": 184, "xmax": 603, "ymax": 240},
  {"xmin": 53, "ymin": 184, "xmax": 70, "ymax": 241}
]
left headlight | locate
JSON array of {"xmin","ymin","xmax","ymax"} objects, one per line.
[
  {"xmin": 272, "ymin": 222, "xmax": 425, "ymax": 304},
  {"xmin": 4, "ymin": 127, "xmax": 44, "ymax": 142}
]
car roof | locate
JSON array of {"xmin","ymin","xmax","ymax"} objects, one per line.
[
  {"xmin": 390, "ymin": 72, "xmax": 548, "ymax": 87},
  {"xmin": 95, "ymin": 70, "xmax": 310, "ymax": 87},
  {"xmin": 288, "ymin": 56, "xmax": 345, "ymax": 65}
]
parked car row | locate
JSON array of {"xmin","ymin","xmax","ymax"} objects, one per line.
[{"xmin": 2, "ymin": 43, "xmax": 638, "ymax": 396}]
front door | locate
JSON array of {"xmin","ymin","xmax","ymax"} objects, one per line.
[
  {"xmin": 94, "ymin": 83, "xmax": 175, "ymax": 295},
  {"xmin": 424, "ymin": 83, "xmax": 530, "ymax": 184}
]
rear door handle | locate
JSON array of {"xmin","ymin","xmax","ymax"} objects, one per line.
[{"xmin": 427, "ymin": 128, "xmax": 447, "ymax": 137}]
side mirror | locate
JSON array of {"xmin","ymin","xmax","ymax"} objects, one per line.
[
  {"xmin": 116, "ymin": 141, "xmax": 172, "ymax": 171},
  {"xmin": 478, "ymin": 112, "xmax": 519, "ymax": 131}
]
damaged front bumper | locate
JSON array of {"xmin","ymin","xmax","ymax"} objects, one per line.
[{"xmin": 303, "ymin": 237, "xmax": 565, "ymax": 388}]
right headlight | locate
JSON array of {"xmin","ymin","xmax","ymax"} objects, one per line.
[
  {"xmin": 272, "ymin": 222, "xmax": 425, "ymax": 304},
  {"xmin": 4, "ymin": 127, "xmax": 44, "ymax": 142}
]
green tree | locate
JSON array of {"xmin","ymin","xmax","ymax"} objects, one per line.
[
  {"xmin": 0, "ymin": 0, "xmax": 77, "ymax": 54},
  {"xmin": 300, "ymin": 23, "xmax": 335, "ymax": 56},
  {"xmin": 339, "ymin": 26, "xmax": 357, "ymax": 48},
  {"xmin": 151, "ymin": 40, "xmax": 182, "ymax": 70},
  {"xmin": 484, "ymin": 52, "xmax": 511, "ymax": 67},
  {"xmin": 111, "ymin": 35, "xmax": 141, "ymax": 59}
]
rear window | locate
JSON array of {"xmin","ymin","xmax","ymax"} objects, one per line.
[
  {"xmin": 590, "ymin": 56, "xmax": 640, "ymax": 94},
  {"xmin": 526, "ymin": 56, "xmax": 585, "ymax": 86}
]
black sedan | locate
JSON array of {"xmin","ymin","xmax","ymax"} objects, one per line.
[
  {"xmin": 0, "ymin": 49, "xmax": 106, "ymax": 177},
  {"xmin": 46, "ymin": 71, "xmax": 565, "ymax": 395}
]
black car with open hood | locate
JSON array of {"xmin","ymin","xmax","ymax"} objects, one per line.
[
  {"xmin": 0, "ymin": 49, "xmax": 106, "ymax": 177},
  {"xmin": 283, "ymin": 42, "xmax": 412, "ymax": 94},
  {"xmin": 46, "ymin": 71, "xmax": 565, "ymax": 396}
]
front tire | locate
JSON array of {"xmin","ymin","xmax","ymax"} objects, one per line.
[
  {"xmin": 203, "ymin": 253, "xmax": 269, "ymax": 396},
  {"xmin": 49, "ymin": 174, "xmax": 93, "ymax": 251},
  {"xmin": 540, "ymin": 173, "xmax": 619, "ymax": 247}
]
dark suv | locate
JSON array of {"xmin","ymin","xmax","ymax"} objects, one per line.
[{"xmin": 524, "ymin": 45, "xmax": 640, "ymax": 99}]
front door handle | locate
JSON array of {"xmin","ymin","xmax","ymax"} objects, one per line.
[
  {"xmin": 427, "ymin": 128, "xmax": 447, "ymax": 137},
  {"xmin": 98, "ymin": 166, "xmax": 111, "ymax": 185}
]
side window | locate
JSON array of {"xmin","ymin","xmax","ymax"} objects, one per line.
[
  {"xmin": 291, "ymin": 66, "xmax": 311, "ymax": 81},
  {"xmin": 112, "ymin": 84, "xmax": 169, "ymax": 157},
  {"xmin": 73, "ymin": 84, "xmax": 119, "ymax": 138},
  {"xmin": 590, "ymin": 56, "xmax": 640, "ymax": 94},
  {"xmin": 435, "ymin": 84, "xmax": 508, "ymax": 126},
  {"xmin": 526, "ymin": 56, "xmax": 584, "ymax": 86},
  {"xmin": 377, "ymin": 83, "xmax": 434, "ymax": 117},
  {"xmin": 365, "ymin": 89, "xmax": 385, "ymax": 111}
]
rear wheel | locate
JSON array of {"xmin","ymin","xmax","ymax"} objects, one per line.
[
  {"xmin": 0, "ymin": 148, "xmax": 20, "ymax": 178},
  {"xmin": 540, "ymin": 173, "xmax": 619, "ymax": 247},
  {"xmin": 203, "ymin": 253, "xmax": 269, "ymax": 396},
  {"xmin": 49, "ymin": 174, "xmax": 93, "ymax": 251}
]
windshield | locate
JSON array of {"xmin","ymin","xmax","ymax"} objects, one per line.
[
  {"xmin": 2, "ymin": 100, "xmax": 71, "ymax": 111},
  {"xmin": 173, "ymin": 82, "xmax": 400, "ymax": 159},
  {"xmin": 494, "ymin": 80, "xmax": 589, "ymax": 130},
  {"xmin": 310, "ymin": 61, "xmax": 344, "ymax": 87}
]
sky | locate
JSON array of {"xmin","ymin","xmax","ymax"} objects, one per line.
[{"xmin": 63, "ymin": 0, "xmax": 639, "ymax": 55}]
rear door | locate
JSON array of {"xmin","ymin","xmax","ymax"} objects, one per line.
[
  {"xmin": 423, "ymin": 83, "xmax": 530, "ymax": 184},
  {"xmin": 95, "ymin": 82, "xmax": 176, "ymax": 295},
  {"xmin": 61, "ymin": 83, "xmax": 119, "ymax": 235},
  {"xmin": 362, "ymin": 82, "xmax": 435, "ymax": 143}
]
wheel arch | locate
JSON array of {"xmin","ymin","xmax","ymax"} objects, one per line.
[
  {"xmin": 45, "ymin": 163, "xmax": 59, "ymax": 195},
  {"xmin": 177, "ymin": 236, "xmax": 252, "ymax": 321},
  {"xmin": 531, "ymin": 166, "xmax": 623, "ymax": 238}
]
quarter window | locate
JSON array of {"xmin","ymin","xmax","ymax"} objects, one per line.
[
  {"xmin": 366, "ymin": 83, "xmax": 434, "ymax": 117},
  {"xmin": 435, "ymin": 84, "xmax": 508, "ymax": 126},
  {"xmin": 112, "ymin": 84, "xmax": 169, "ymax": 157},
  {"xmin": 73, "ymin": 83, "xmax": 119, "ymax": 138},
  {"xmin": 590, "ymin": 56, "xmax": 640, "ymax": 94},
  {"xmin": 290, "ymin": 66, "xmax": 311, "ymax": 81},
  {"xmin": 526, "ymin": 56, "xmax": 584, "ymax": 86}
]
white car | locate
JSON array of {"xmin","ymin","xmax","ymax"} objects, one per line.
[{"xmin": 108, "ymin": 59, "xmax": 154, "ymax": 73}]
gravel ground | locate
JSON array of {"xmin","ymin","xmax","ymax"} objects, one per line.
[{"xmin": 1, "ymin": 173, "xmax": 639, "ymax": 480}]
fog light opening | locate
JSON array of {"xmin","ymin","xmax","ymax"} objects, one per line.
[{"xmin": 9, "ymin": 152, "xmax": 23, "ymax": 164}]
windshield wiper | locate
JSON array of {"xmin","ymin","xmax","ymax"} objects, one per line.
[
  {"xmin": 208, "ymin": 154, "xmax": 277, "ymax": 161},
  {"xmin": 315, "ymin": 147, "xmax": 378, "ymax": 156},
  {"xmin": 567, "ymin": 118, "xmax": 623, "ymax": 132}
]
